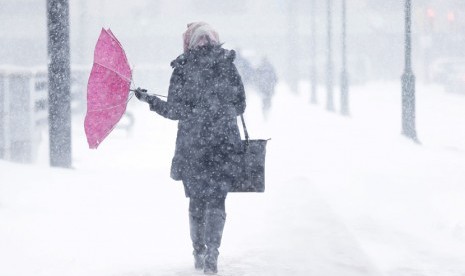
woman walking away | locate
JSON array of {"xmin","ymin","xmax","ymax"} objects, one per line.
[{"xmin": 134, "ymin": 22, "xmax": 246, "ymax": 275}]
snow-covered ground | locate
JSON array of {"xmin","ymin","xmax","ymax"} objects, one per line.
[{"xmin": 1, "ymin": 81, "xmax": 465, "ymax": 276}]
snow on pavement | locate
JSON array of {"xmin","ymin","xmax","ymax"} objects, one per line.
[{"xmin": 1, "ymin": 81, "xmax": 465, "ymax": 275}]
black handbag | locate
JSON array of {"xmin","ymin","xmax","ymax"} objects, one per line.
[{"xmin": 229, "ymin": 115, "xmax": 268, "ymax": 193}]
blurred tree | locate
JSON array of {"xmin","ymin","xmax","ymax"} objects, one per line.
[
  {"xmin": 286, "ymin": 0, "xmax": 299, "ymax": 94},
  {"xmin": 310, "ymin": 0, "xmax": 317, "ymax": 104},
  {"xmin": 192, "ymin": 0, "xmax": 246, "ymax": 14},
  {"xmin": 340, "ymin": 0, "xmax": 349, "ymax": 116},
  {"xmin": 326, "ymin": 0, "xmax": 334, "ymax": 111}
]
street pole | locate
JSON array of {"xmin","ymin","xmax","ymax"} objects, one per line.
[
  {"xmin": 326, "ymin": 0, "xmax": 334, "ymax": 111},
  {"xmin": 401, "ymin": 0, "xmax": 418, "ymax": 141},
  {"xmin": 340, "ymin": 0, "xmax": 349, "ymax": 115},
  {"xmin": 310, "ymin": 0, "xmax": 317, "ymax": 104},
  {"xmin": 47, "ymin": 0, "xmax": 72, "ymax": 168}
]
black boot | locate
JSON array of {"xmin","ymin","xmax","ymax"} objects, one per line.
[
  {"xmin": 204, "ymin": 209, "xmax": 226, "ymax": 275},
  {"xmin": 189, "ymin": 212, "xmax": 206, "ymax": 270}
]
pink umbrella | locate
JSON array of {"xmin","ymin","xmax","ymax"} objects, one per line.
[{"xmin": 84, "ymin": 28, "xmax": 132, "ymax": 149}]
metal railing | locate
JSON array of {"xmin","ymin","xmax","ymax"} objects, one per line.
[
  {"xmin": 0, "ymin": 64, "xmax": 171, "ymax": 164},
  {"xmin": 0, "ymin": 66, "xmax": 90, "ymax": 163},
  {"xmin": 0, "ymin": 67, "xmax": 49, "ymax": 162}
]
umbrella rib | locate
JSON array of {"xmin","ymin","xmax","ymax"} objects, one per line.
[
  {"xmin": 87, "ymin": 91, "xmax": 134, "ymax": 112},
  {"xmin": 94, "ymin": 62, "xmax": 132, "ymax": 83},
  {"xmin": 87, "ymin": 100, "xmax": 129, "ymax": 112}
]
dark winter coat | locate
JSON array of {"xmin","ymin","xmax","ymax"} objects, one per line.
[{"xmin": 148, "ymin": 45, "xmax": 246, "ymax": 198}]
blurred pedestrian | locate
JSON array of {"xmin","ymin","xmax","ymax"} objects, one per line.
[
  {"xmin": 234, "ymin": 48, "xmax": 254, "ymax": 86},
  {"xmin": 256, "ymin": 57, "xmax": 277, "ymax": 118},
  {"xmin": 134, "ymin": 22, "xmax": 246, "ymax": 275}
]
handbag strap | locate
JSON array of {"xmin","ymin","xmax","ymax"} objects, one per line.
[{"xmin": 240, "ymin": 114, "xmax": 249, "ymax": 143}]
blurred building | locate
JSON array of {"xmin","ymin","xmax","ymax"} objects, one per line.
[
  {"xmin": 0, "ymin": 0, "xmax": 47, "ymax": 66},
  {"xmin": 1, "ymin": 0, "xmax": 465, "ymax": 84}
]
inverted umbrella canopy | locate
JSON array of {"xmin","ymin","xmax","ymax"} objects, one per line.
[{"xmin": 84, "ymin": 28, "xmax": 132, "ymax": 149}]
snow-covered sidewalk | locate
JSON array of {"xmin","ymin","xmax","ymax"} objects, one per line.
[
  {"xmin": 1, "ymin": 81, "xmax": 465, "ymax": 275},
  {"xmin": 0, "ymin": 165, "xmax": 380, "ymax": 276}
]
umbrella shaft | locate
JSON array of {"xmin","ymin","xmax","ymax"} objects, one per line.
[{"xmin": 130, "ymin": 89, "xmax": 166, "ymax": 98}]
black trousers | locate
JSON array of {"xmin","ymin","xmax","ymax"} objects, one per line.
[
  {"xmin": 189, "ymin": 196, "xmax": 226, "ymax": 217},
  {"xmin": 188, "ymin": 195, "xmax": 226, "ymax": 254}
]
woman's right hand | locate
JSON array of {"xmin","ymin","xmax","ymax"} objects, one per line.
[{"xmin": 134, "ymin": 87, "xmax": 149, "ymax": 102}]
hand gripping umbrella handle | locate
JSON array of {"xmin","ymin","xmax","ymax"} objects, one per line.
[{"xmin": 129, "ymin": 89, "xmax": 167, "ymax": 98}]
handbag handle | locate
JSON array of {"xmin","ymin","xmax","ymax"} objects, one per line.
[{"xmin": 240, "ymin": 114, "xmax": 249, "ymax": 144}]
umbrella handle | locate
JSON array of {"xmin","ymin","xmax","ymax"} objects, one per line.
[{"xmin": 130, "ymin": 89, "xmax": 167, "ymax": 98}]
